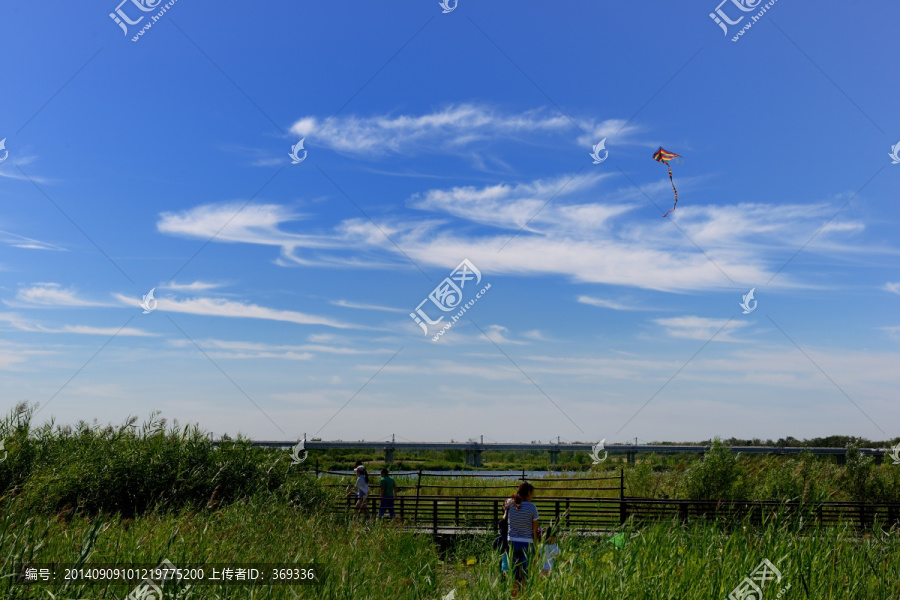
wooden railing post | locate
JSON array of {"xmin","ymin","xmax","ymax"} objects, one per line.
[
  {"xmin": 433, "ymin": 499, "xmax": 438, "ymax": 535},
  {"xmin": 414, "ymin": 469, "xmax": 422, "ymax": 526}
]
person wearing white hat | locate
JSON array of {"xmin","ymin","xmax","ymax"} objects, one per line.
[{"xmin": 352, "ymin": 462, "xmax": 370, "ymax": 519}]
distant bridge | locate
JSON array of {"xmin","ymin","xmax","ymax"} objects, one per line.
[{"xmin": 215, "ymin": 438, "xmax": 893, "ymax": 467}]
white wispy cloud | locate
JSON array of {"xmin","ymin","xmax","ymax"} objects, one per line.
[
  {"xmin": 35, "ymin": 324, "xmax": 157, "ymax": 337},
  {"xmin": 157, "ymin": 203, "xmax": 340, "ymax": 266},
  {"xmin": 670, "ymin": 200, "xmax": 868, "ymax": 255},
  {"xmin": 384, "ymin": 191, "xmax": 878, "ymax": 291},
  {"xmin": 0, "ymin": 230, "xmax": 66, "ymax": 251},
  {"xmin": 578, "ymin": 296, "xmax": 647, "ymax": 311},
  {"xmin": 0, "ymin": 309, "xmax": 154, "ymax": 336},
  {"xmin": 388, "ymin": 345, "xmax": 899, "ymax": 395},
  {"xmin": 289, "ymin": 104, "xmax": 641, "ymax": 159},
  {"xmin": 169, "ymin": 339, "xmax": 314, "ymax": 361},
  {"xmin": 331, "ymin": 299, "xmax": 406, "ymax": 313},
  {"xmin": 156, "ymin": 175, "xmax": 879, "ymax": 293},
  {"xmin": 884, "ymin": 282, "xmax": 900, "ymax": 295},
  {"xmin": 168, "ymin": 338, "xmax": 390, "ymax": 359},
  {"xmin": 480, "ymin": 324, "xmax": 527, "ymax": 345},
  {"xmin": 652, "ymin": 316, "xmax": 749, "ymax": 342},
  {"xmin": 410, "ymin": 172, "xmax": 625, "ymax": 231},
  {"xmin": 0, "ymin": 312, "xmax": 32, "ymax": 330},
  {"xmin": 0, "ymin": 154, "xmax": 49, "ymax": 183},
  {"xmin": 14, "ymin": 283, "xmax": 112, "ymax": 307},
  {"xmin": 215, "ymin": 143, "xmax": 288, "ymax": 167},
  {"xmin": 114, "ymin": 293, "xmax": 358, "ymax": 330},
  {"xmin": 308, "ymin": 333, "xmax": 340, "ymax": 343},
  {"xmin": 522, "ymin": 330, "xmax": 550, "ymax": 341},
  {"xmin": 883, "ymin": 326, "xmax": 900, "ymax": 341},
  {"xmin": 574, "ymin": 118, "xmax": 648, "ymax": 147},
  {"xmin": 162, "ymin": 281, "xmax": 225, "ymax": 292},
  {"xmin": 0, "ymin": 340, "xmax": 53, "ymax": 370}
]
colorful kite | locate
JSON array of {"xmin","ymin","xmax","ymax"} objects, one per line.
[{"xmin": 653, "ymin": 147, "xmax": 681, "ymax": 218}]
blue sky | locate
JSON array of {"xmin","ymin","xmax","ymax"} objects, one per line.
[{"xmin": 1, "ymin": 1, "xmax": 898, "ymax": 444}]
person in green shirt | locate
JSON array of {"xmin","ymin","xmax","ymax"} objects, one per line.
[{"xmin": 378, "ymin": 468, "xmax": 397, "ymax": 519}]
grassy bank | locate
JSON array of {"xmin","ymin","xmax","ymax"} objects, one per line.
[
  {"xmin": 1, "ymin": 499, "xmax": 898, "ymax": 599},
  {"xmin": 1, "ymin": 405, "xmax": 899, "ymax": 598},
  {"xmin": 5, "ymin": 403, "xmax": 898, "ymax": 516}
]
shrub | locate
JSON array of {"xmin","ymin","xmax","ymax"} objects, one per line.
[
  {"xmin": 754, "ymin": 453, "xmax": 836, "ymax": 504},
  {"xmin": 839, "ymin": 447, "xmax": 900, "ymax": 503},
  {"xmin": 627, "ymin": 455, "xmax": 659, "ymax": 498},
  {"xmin": 682, "ymin": 438, "xmax": 750, "ymax": 501}
]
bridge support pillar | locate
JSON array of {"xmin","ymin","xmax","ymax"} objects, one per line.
[
  {"xmin": 549, "ymin": 451, "xmax": 559, "ymax": 464},
  {"xmin": 626, "ymin": 452, "xmax": 636, "ymax": 465},
  {"xmin": 836, "ymin": 453, "xmax": 846, "ymax": 466},
  {"xmin": 874, "ymin": 454, "xmax": 883, "ymax": 465},
  {"xmin": 465, "ymin": 449, "xmax": 483, "ymax": 467},
  {"xmin": 384, "ymin": 448, "xmax": 394, "ymax": 464}
]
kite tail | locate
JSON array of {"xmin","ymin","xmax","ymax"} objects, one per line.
[{"xmin": 662, "ymin": 163, "xmax": 678, "ymax": 218}]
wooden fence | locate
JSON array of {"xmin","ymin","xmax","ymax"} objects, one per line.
[{"xmin": 316, "ymin": 467, "xmax": 900, "ymax": 533}]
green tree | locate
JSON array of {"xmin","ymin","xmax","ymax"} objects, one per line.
[{"xmin": 682, "ymin": 438, "xmax": 749, "ymax": 500}]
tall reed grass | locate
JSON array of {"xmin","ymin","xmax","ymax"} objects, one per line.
[
  {"xmin": 1, "ymin": 406, "xmax": 898, "ymax": 598},
  {"xmin": 1, "ymin": 499, "xmax": 897, "ymax": 599}
]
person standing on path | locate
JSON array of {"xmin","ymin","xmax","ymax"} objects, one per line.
[
  {"xmin": 506, "ymin": 482, "xmax": 538, "ymax": 596},
  {"xmin": 378, "ymin": 467, "xmax": 397, "ymax": 519},
  {"xmin": 352, "ymin": 463, "xmax": 370, "ymax": 519}
]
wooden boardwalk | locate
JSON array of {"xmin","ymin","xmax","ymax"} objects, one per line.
[
  {"xmin": 320, "ymin": 469, "xmax": 900, "ymax": 533},
  {"xmin": 331, "ymin": 495, "xmax": 900, "ymax": 533}
]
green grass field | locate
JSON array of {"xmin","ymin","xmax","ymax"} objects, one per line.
[
  {"xmin": 2, "ymin": 499, "xmax": 899, "ymax": 599},
  {"xmin": 1, "ymin": 405, "xmax": 899, "ymax": 598}
]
